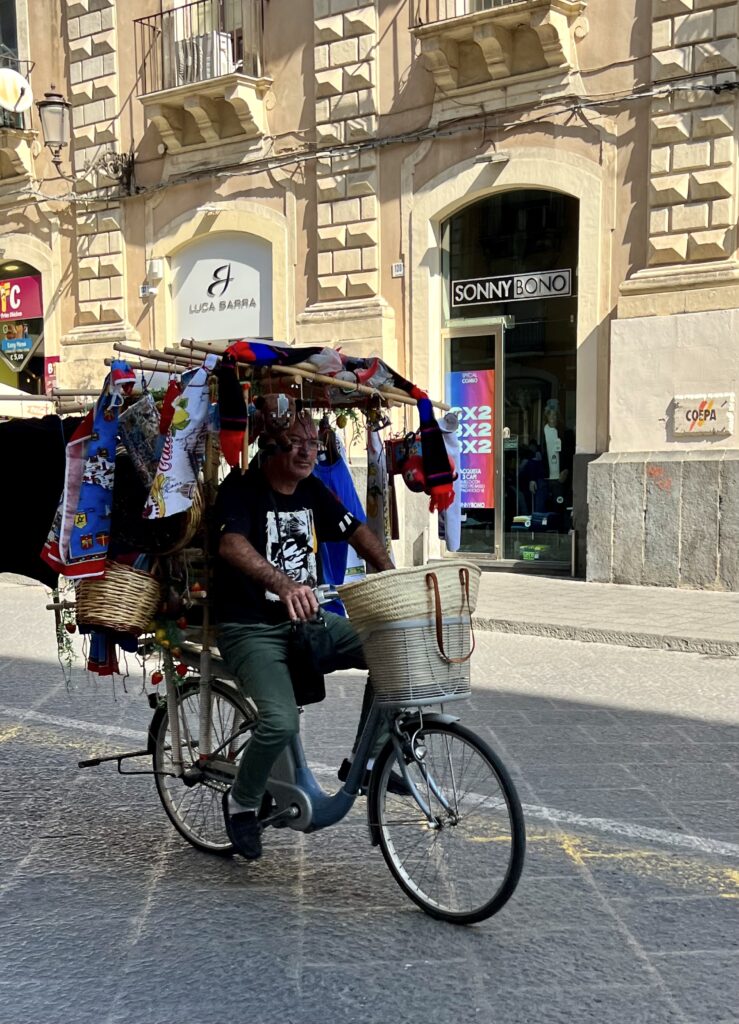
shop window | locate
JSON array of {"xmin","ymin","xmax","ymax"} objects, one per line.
[{"xmin": 443, "ymin": 190, "xmax": 578, "ymax": 566}]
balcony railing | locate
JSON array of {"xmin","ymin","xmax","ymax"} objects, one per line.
[
  {"xmin": 0, "ymin": 52, "xmax": 35, "ymax": 130},
  {"xmin": 412, "ymin": 0, "xmax": 522, "ymax": 27},
  {"xmin": 134, "ymin": 0, "xmax": 263, "ymax": 96}
]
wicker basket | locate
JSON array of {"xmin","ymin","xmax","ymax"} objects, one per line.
[
  {"xmin": 360, "ymin": 615, "xmax": 472, "ymax": 707},
  {"xmin": 76, "ymin": 561, "xmax": 163, "ymax": 636},
  {"xmin": 339, "ymin": 562, "xmax": 480, "ymax": 707},
  {"xmin": 338, "ymin": 561, "xmax": 481, "ymax": 633}
]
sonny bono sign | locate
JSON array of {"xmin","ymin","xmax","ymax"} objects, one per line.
[{"xmin": 452, "ymin": 269, "xmax": 572, "ymax": 309}]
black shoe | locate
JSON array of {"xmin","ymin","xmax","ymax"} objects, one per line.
[
  {"xmin": 222, "ymin": 791, "xmax": 262, "ymax": 860},
  {"xmin": 338, "ymin": 758, "xmax": 410, "ymax": 796}
]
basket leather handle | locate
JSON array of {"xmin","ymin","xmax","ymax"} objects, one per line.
[{"xmin": 425, "ymin": 568, "xmax": 476, "ymax": 665}]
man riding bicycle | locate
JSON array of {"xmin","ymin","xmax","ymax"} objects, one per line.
[{"xmin": 214, "ymin": 410, "xmax": 393, "ymax": 860}]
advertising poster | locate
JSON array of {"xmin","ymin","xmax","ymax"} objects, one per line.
[
  {"xmin": 0, "ymin": 275, "xmax": 43, "ymax": 322},
  {"xmin": 44, "ymin": 355, "xmax": 60, "ymax": 396},
  {"xmin": 446, "ymin": 369, "xmax": 495, "ymax": 508}
]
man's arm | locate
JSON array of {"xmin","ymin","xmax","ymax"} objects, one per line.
[
  {"xmin": 219, "ymin": 532, "xmax": 318, "ymax": 620},
  {"xmin": 348, "ymin": 523, "xmax": 394, "ymax": 572}
]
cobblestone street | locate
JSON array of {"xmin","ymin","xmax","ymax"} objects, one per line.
[{"xmin": 0, "ymin": 579, "xmax": 737, "ymax": 1024}]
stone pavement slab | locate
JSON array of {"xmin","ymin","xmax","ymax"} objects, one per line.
[{"xmin": 474, "ymin": 572, "xmax": 739, "ymax": 656}]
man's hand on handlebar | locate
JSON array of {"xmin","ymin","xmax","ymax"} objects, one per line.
[{"xmin": 274, "ymin": 578, "xmax": 320, "ymax": 621}]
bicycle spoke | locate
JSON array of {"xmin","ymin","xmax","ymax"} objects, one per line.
[{"xmin": 376, "ymin": 724, "xmax": 523, "ymax": 921}]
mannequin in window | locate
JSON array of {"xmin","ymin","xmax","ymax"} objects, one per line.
[{"xmin": 529, "ymin": 398, "xmax": 573, "ymax": 520}]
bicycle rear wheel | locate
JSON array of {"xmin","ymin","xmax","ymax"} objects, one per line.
[
  {"xmin": 151, "ymin": 679, "xmax": 256, "ymax": 856},
  {"xmin": 369, "ymin": 719, "xmax": 525, "ymax": 924}
]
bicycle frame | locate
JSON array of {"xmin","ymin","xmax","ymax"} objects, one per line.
[
  {"xmin": 192, "ymin": 690, "xmax": 462, "ymax": 834},
  {"xmin": 265, "ymin": 704, "xmax": 384, "ymax": 832}
]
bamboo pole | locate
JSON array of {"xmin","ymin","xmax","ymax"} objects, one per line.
[
  {"xmin": 104, "ymin": 357, "xmax": 184, "ymax": 374},
  {"xmin": 0, "ymin": 393, "xmax": 56, "ymax": 402},
  {"xmin": 113, "ymin": 342, "xmax": 192, "ymax": 367},
  {"xmin": 166, "ymin": 341, "xmax": 450, "ymax": 411},
  {"xmin": 52, "ymin": 389, "xmax": 100, "ymax": 397},
  {"xmin": 268, "ymin": 363, "xmax": 450, "ymax": 412}
]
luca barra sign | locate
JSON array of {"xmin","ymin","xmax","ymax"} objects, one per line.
[{"xmin": 452, "ymin": 269, "xmax": 572, "ymax": 308}]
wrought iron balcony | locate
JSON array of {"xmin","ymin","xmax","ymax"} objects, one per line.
[
  {"xmin": 412, "ymin": 0, "xmax": 589, "ymax": 93},
  {"xmin": 413, "ymin": 1, "xmax": 525, "ymax": 26},
  {"xmin": 134, "ymin": 0, "xmax": 269, "ymax": 153}
]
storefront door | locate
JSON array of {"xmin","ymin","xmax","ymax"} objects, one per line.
[
  {"xmin": 442, "ymin": 188, "xmax": 579, "ymax": 568},
  {"xmin": 445, "ymin": 322, "xmax": 576, "ymax": 566}
]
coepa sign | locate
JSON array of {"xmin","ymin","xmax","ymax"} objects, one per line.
[
  {"xmin": 673, "ymin": 394, "xmax": 734, "ymax": 436},
  {"xmin": 451, "ymin": 269, "xmax": 572, "ymax": 308}
]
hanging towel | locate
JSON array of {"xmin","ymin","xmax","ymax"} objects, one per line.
[
  {"xmin": 365, "ymin": 426, "xmax": 394, "ymax": 571},
  {"xmin": 41, "ymin": 361, "xmax": 135, "ymax": 579},
  {"xmin": 143, "ymin": 356, "xmax": 217, "ymax": 519}
]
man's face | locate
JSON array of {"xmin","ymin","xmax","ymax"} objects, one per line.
[{"xmin": 277, "ymin": 418, "xmax": 319, "ymax": 481}]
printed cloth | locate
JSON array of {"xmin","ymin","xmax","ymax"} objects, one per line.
[
  {"xmin": 41, "ymin": 361, "xmax": 135, "ymax": 579},
  {"xmin": 118, "ymin": 392, "xmax": 161, "ymax": 487},
  {"xmin": 144, "ymin": 355, "xmax": 217, "ymax": 519},
  {"xmin": 365, "ymin": 426, "xmax": 394, "ymax": 570},
  {"xmin": 313, "ymin": 432, "xmax": 366, "ymax": 612}
]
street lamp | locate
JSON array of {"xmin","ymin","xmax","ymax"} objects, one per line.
[{"xmin": 36, "ymin": 84, "xmax": 71, "ymax": 175}]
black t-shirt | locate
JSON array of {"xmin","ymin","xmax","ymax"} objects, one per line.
[{"xmin": 213, "ymin": 467, "xmax": 360, "ymax": 624}]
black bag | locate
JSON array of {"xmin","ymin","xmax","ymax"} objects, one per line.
[{"xmin": 286, "ymin": 616, "xmax": 332, "ymax": 705}]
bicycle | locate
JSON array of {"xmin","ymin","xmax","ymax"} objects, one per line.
[{"xmin": 143, "ymin": 586, "xmax": 526, "ymax": 926}]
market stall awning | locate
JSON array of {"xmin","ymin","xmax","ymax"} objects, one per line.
[{"xmin": 0, "ymin": 383, "xmax": 55, "ymax": 419}]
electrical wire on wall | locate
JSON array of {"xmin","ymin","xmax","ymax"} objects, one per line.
[{"xmin": 2, "ymin": 71, "xmax": 738, "ymax": 210}]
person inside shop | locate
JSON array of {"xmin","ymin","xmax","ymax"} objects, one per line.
[
  {"xmin": 214, "ymin": 411, "xmax": 394, "ymax": 861},
  {"xmin": 528, "ymin": 398, "xmax": 574, "ymax": 524}
]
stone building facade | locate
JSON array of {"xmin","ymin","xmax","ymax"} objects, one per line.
[{"xmin": 1, "ymin": 0, "xmax": 737, "ymax": 588}]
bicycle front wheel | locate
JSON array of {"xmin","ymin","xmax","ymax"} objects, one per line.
[
  {"xmin": 370, "ymin": 719, "xmax": 525, "ymax": 925},
  {"xmin": 151, "ymin": 679, "xmax": 255, "ymax": 856}
]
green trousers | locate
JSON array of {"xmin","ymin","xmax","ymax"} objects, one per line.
[{"xmin": 218, "ymin": 613, "xmax": 373, "ymax": 808}]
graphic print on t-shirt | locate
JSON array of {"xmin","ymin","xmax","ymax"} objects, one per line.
[{"xmin": 265, "ymin": 508, "xmax": 318, "ymax": 601}]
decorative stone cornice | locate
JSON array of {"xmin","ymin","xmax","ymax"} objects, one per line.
[
  {"xmin": 141, "ymin": 74, "xmax": 272, "ymax": 152},
  {"xmin": 414, "ymin": 0, "xmax": 588, "ymax": 92},
  {"xmin": 0, "ymin": 128, "xmax": 37, "ymax": 183}
]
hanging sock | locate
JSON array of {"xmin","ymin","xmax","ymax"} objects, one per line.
[
  {"xmin": 158, "ymin": 378, "xmax": 182, "ymax": 438},
  {"xmin": 416, "ymin": 395, "xmax": 455, "ymax": 513},
  {"xmin": 438, "ymin": 412, "xmax": 462, "ymax": 552},
  {"xmin": 215, "ymin": 352, "xmax": 247, "ymax": 467},
  {"xmin": 87, "ymin": 630, "xmax": 120, "ymax": 676}
]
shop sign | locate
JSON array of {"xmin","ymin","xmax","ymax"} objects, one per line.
[
  {"xmin": 44, "ymin": 355, "xmax": 60, "ymax": 396},
  {"xmin": 446, "ymin": 369, "xmax": 495, "ymax": 508},
  {"xmin": 673, "ymin": 393, "xmax": 734, "ymax": 436},
  {"xmin": 172, "ymin": 235, "xmax": 272, "ymax": 342},
  {"xmin": 451, "ymin": 269, "xmax": 571, "ymax": 309},
  {"xmin": 0, "ymin": 275, "xmax": 43, "ymax": 321},
  {"xmin": 0, "ymin": 323, "xmax": 43, "ymax": 372}
]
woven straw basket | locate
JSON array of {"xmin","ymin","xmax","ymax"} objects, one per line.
[
  {"xmin": 338, "ymin": 561, "xmax": 480, "ymax": 632},
  {"xmin": 76, "ymin": 561, "xmax": 163, "ymax": 636},
  {"xmin": 339, "ymin": 562, "xmax": 481, "ymax": 707}
]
